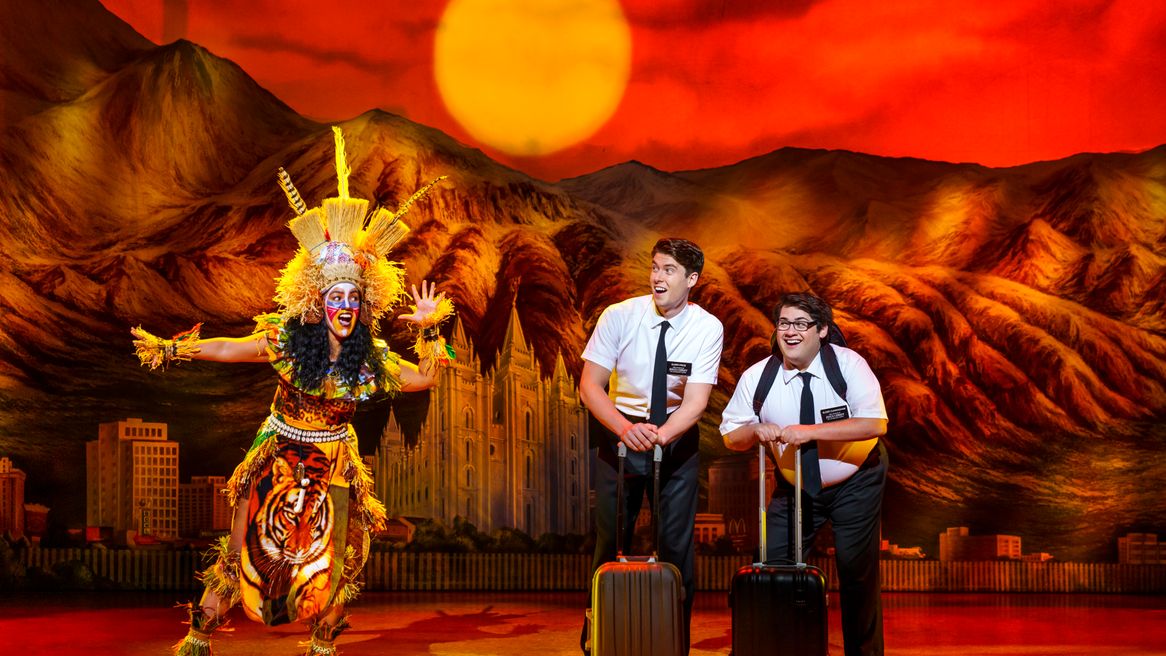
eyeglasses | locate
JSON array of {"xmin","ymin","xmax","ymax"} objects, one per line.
[{"xmin": 776, "ymin": 319, "xmax": 817, "ymax": 332}]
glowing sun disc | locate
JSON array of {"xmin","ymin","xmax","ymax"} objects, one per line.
[{"xmin": 435, "ymin": 0, "xmax": 631, "ymax": 157}]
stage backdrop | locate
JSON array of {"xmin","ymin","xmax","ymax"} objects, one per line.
[{"xmin": 0, "ymin": 0, "xmax": 1164, "ymax": 562}]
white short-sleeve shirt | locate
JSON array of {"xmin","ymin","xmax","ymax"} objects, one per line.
[
  {"xmin": 582, "ymin": 295, "xmax": 724, "ymax": 419},
  {"xmin": 719, "ymin": 347, "xmax": 887, "ymax": 487}
]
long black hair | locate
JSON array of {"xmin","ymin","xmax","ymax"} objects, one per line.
[{"xmin": 285, "ymin": 318, "xmax": 385, "ymax": 391}]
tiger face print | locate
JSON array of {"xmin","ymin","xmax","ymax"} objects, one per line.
[{"xmin": 245, "ymin": 444, "xmax": 335, "ymax": 602}]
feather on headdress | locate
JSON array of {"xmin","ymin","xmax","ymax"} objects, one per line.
[{"xmin": 274, "ymin": 126, "xmax": 446, "ymax": 328}]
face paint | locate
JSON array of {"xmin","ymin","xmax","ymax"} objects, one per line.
[{"xmin": 322, "ymin": 282, "xmax": 362, "ymax": 340}]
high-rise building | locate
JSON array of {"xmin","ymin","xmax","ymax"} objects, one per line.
[
  {"xmin": 0, "ymin": 456, "xmax": 26, "ymax": 537},
  {"xmin": 86, "ymin": 418, "xmax": 179, "ymax": 542},
  {"xmin": 939, "ymin": 526, "xmax": 1022, "ymax": 561},
  {"xmin": 1118, "ymin": 533, "xmax": 1166, "ymax": 564},
  {"xmin": 179, "ymin": 475, "xmax": 232, "ymax": 537},
  {"xmin": 22, "ymin": 503, "xmax": 49, "ymax": 543},
  {"xmin": 376, "ymin": 306, "xmax": 590, "ymax": 536}
]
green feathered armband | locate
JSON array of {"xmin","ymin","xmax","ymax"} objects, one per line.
[{"xmin": 414, "ymin": 331, "xmax": 456, "ymax": 366}]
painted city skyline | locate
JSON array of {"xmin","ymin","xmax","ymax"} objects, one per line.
[
  {"xmin": 0, "ymin": 1, "xmax": 1164, "ymax": 566},
  {"xmin": 3, "ymin": 302, "xmax": 1160, "ymax": 563}
]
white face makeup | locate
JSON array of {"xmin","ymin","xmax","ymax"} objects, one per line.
[
  {"xmin": 649, "ymin": 253, "xmax": 698, "ymax": 318},
  {"xmin": 323, "ymin": 282, "xmax": 361, "ymax": 340}
]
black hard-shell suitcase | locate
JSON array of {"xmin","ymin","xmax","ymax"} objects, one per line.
[
  {"xmin": 729, "ymin": 442, "xmax": 828, "ymax": 656},
  {"xmin": 590, "ymin": 443, "xmax": 684, "ymax": 656}
]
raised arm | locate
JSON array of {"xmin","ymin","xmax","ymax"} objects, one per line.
[
  {"xmin": 397, "ymin": 358, "xmax": 437, "ymax": 392},
  {"xmin": 396, "ymin": 280, "xmax": 455, "ymax": 392},
  {"xmin": 131, "ymin": 324, "xmax": 268, "ymax": 369}
]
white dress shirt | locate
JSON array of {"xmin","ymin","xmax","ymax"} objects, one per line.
[
  {"xmin": 582, "ymin": 295, "xmax": 724, "ymax": 419},
  {"xmin": 720, "ymin": 347, "xmax": 887, "ymax": 487}
]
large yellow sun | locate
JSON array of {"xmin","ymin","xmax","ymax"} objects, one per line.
[{"xmin": 435, "ymin": 0, "xmax": 631, "ymax": 158}]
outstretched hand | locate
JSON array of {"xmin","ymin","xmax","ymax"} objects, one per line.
[
  {"xmin": 129, "ymin": 323, "xmax": 203, "ymax": 369},
  {"xmin": 399, "ymin": 280, "xmax": 448, "ymax": 325}
]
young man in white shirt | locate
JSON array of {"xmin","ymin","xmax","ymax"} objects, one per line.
[
  {"xmin": 579, "ymin": 238, "xmax": 724, "ymax": 654},
  {"xmin": 721, "ymin": 292, "xmax": 888, "ymax": 656}
]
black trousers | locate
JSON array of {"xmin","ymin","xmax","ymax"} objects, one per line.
[
  {"xmin": 766, "ymin": 442, "xmax": 888, "ymax": 656},
  {"xmin": 589, "ymin": 417, "xmax": 700, "ymax": 652}
]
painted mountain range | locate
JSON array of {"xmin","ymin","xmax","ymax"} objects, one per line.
[{"xmin": 1, "ymin": 1, "xmax": 1164, "ymax": 560}]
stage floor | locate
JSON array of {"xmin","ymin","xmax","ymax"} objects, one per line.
[{"xmin": 2, "ymin": 591, "xmax": 1164, "ymax": 655}]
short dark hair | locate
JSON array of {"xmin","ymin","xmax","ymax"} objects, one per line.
[
  {"xmin": 775, "ymin": 292, "xmax": 833, "ymax": 327},
  {"xmin": 770, "ymin": 292, "xmax": 840, "ymax": 354},
  {"xmin": 652, "ymin": 238, "xmax": 704, "ymax": 275}
]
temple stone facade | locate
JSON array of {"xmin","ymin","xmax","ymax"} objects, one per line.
[{"xmin": 376, "ymin": 304, "xmax": 590, "ymax": 536}]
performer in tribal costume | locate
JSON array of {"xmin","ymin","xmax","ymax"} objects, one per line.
[{"xmin": 132, "ymin": 127, "xmax": 455, "ymax": 656}]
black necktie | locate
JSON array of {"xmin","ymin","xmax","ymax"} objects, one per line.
[
  {"xmin": 797, "ymin": 372, "xmax": 823, "ymax": 495},
  {"xmin": 649, "ymin": 321, "xmax": 671, "ymax": 426}
]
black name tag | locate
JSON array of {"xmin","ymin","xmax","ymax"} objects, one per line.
[
  {"xmin": 821, "ymin": 405, "xmax": 850, "ymax": 422},
  {"xmin": 667, "ymin": 361, "xmax": 692, "ymax": 376}
]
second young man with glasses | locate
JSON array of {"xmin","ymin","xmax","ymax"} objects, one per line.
[{"xmin": 720, "ymin": 292, "xmax": 889, "ymax": 656}]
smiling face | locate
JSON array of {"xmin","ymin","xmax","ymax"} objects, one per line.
[
  {"xmin": 650, "ymin": 253, "xmax": 698, "ymax": 318},
  {"xmin": 776, "ymin": 304, "xmax": 829, "ymax": 370},
  {"xmin": 322, "ymin": 282, "xmax": 361, "ymax": 340}
]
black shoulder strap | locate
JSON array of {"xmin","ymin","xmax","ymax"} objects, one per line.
[
  {"xmin": 752, "ymin": 355, "xmax": 783, "ymax": 417},
  {"xmin": 820, "ymin": 342, "xmax": 847, "ymax": 400},
  {"xmin": 758, "ymin": 320, "xmax": 849, "ymax": 407}
]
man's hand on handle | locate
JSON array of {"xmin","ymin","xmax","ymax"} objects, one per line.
[{"xmin": 619, "ymin": 422, "xmax": 658, "ymax": 452}]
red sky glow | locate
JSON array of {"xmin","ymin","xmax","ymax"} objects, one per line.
[{"xmin": 99, "ymin": 0, "xmax": 1166, "ymax": 181}]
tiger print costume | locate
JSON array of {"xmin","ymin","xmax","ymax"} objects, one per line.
[
  {"xmin": 151, "ymin": 127, "xmax": 454, "ymax": 655},
  {"xmin": 204, "ymin": 314, "xmax": 394, "ymax": 626}
]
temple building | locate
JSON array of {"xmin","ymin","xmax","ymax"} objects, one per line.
[{"xmin": 375, "ymin": 305, "xmax": 590, "ymax": 537}]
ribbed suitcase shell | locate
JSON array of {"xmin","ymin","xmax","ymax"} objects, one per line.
[
  {"xmin": 590, "ymin": 443, "xmax": 684, "ymax": 656},
  {"xmin": 591, "ymin": 557, "xmax": 684, "ymax": 656},
  {"xmin": 730, "ymin": 563, "xmax": 828, "ymax": 655}
]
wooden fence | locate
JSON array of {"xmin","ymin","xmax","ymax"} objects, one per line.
[
  {"xmin": 22, "ymin": 547, "xmax": 203, "ymax": 591},
  {"xmin": 19, "ymin": 549, "xmax": 1166, "ymax": 594}
]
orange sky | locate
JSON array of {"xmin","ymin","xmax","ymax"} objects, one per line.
[{"xmin": 100, "ymin": 0, "xmax": 1166, "ymax": 181}]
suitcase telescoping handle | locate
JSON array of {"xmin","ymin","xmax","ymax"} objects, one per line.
[
  {"xmin": 615, "ymin": 442, "xmax": 663, "ymax": 560},
  {"xmin": 757, "ymin": 443, "xmax": 766, "ymax": 566},
  {"xmin": 756, "ymin": 442, "xmax": 806, "ymax": 566}
]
